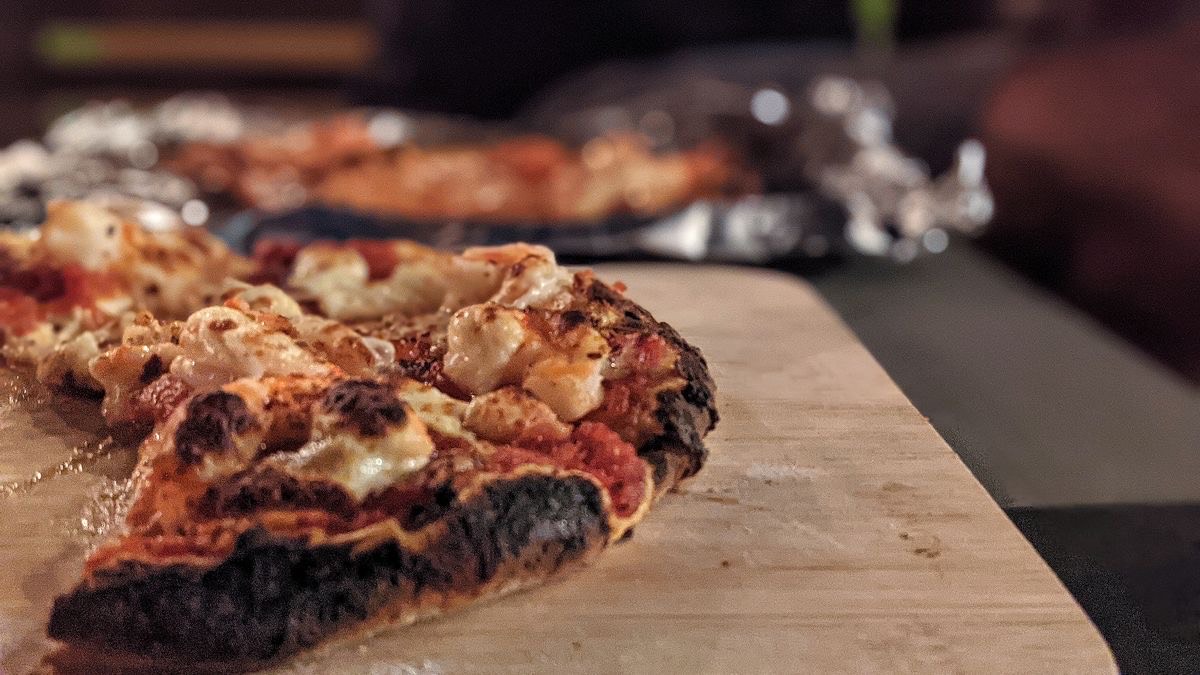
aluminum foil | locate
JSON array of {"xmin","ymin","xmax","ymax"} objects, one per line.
[{"xmin": 2, "ymin": 80, "xmax": 992, "ymax": 262}]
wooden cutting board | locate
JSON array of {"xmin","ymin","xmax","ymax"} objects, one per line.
[{"xmin": 0, "ymin": 264, "xmax": 1114, "ymax": 673}]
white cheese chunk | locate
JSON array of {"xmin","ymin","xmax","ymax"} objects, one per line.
[
  {"xmin": 442, "ymin": 304, "xmax": 533, "ymax": 394},
  {"xmin": 459, "ymin": 244, "xmax": 574, "ymax": 310},
  {"xmin": 271, "ymin": 402, "xmax": 435, "ymax": 500},
  {"xmin": 226, "ymin": 283, "xmax": 303, "ymax": 319},
  {"xmin": 463, "ymin": 387, "xmax": 569, "ymax": 443},
  {"xmin": 40, "ymin": 201, "xmax": 124, "ymax": 270},
  {"xmin": 442, "ymin": 300, "xmax": 610, "ymax": 422},
  {"xmin": 288, "ymin": 246, "xmax": 447, "ymax": 321},
  {"xmin": 522, "ymin": 355, "xmax": 605, "ymax": 423},
  {"xmin": 170, "ymin": 306, "xmax": 333, "ymax": 391},
  {"xmin": 396, "ymin": 379, "xmax": 474, "ymax": 440}
]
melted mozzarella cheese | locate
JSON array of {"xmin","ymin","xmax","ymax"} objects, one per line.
[
  {"xmin": 442, "ymin": 256, "xmax": 505, "ymax": 311},
  {"xmin": 288, "ymin": 246, "xmax": 448, "ymax": 321},
  {"xmin": 463, "ymin": 387, "xmax": 568, "ymax": 443},
  {"xmin": 224, "ymin": 283, "xmax": 303, "ymax": 319},
  {"xmin": 170, "ymin": 306, "xmax": 334, "ymax": 391},
  {"xmin": 291, "ymin": 246, "xmax": 370, "ymax": 293},
  {"xmin": 442, "ymin": 304, "xmax": 533, "ymax": 394},
  {"xmin": 396, "ymin": 379, "xmax": 473, "ymax": 440},
  {"xmin": 291, "ymin": 314, "xmax": 395, "ymax": 376},
  {"xmin": 220, "ymin": 283, "xmax": 394, "ymax": 376},
  {"xmin": 459, "ymin": 244, "xmax": 574, "ymax": 310},
  {"xmin": 35, "ymin": 330, "xmax": 102, "ymax": 390},
  {"xmin": 194, "ymin": 379, "xmax": 271, "ymax": 480},
  {"xmin": 39, "ymin": 201, "xmax": 125, "ymax": 270},
  {"xmin": 499, "ymin": 262, "xmax": 573, "ymax": 310},
  {"xmin": 442, "ymin": 301, "xmax": 611, "ymax": 422},
  {"xmin": 271, "ymin": 402, "xmax": 434, "ymax": 500},
  {"xmin": 1, "ymin": 323, "xmax": 58, "ymax": 367},
  {"xmin": 123, "ymin": 229, "xmax": 248, "ymax": 319},
  {"xmin": 522, "ymin": 355, "xmax": 605, "ymax": 422},
  {"xmin": 1, "ymin": 307, "xmax": 125, "ymax": 392},
  {"xmin": 283, "ymin": 241, "xmax": 574, "ymax": 326},
  {"xmin": 90, "ymin": 343, "xmax": 158, "ymax": 420}
]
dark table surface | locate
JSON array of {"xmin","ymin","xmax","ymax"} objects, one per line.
[{"xmin": 810, "ymin": 241, "xmax": 1199, "ymax": 673}]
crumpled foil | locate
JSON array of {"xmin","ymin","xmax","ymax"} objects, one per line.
[
  {"xmin": 2, "ymin": 81, "xmax": 992, "ymax": 262},
  {"xmin": 798, "ymin": 77, "xmax": 991, "ymax": 260},
  {"xmin": 0, "ymin": 95, "xmax": 239, "ymax": 227}
]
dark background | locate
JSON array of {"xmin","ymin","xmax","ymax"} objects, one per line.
[
  {"xmin": 3, "ymin": 1, "xmax": 1196, "ymax": 383},
  {"xmin": 3, "ymin": 2, "xmax": 1200, "ymax": 671}
]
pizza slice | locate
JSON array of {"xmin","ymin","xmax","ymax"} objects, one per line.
[
  {"xmin": 0, "ymin": 200, "xmax": 249, "ymax": 395},
  {"xmin": 0, "ymin": 202, "xmax": 717, "ymax": 669},
  {"xmin": 48, "ymin": 372, "xmax": 656, "ymax": 670}
]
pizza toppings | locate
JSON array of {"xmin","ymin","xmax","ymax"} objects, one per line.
[
  {"xmin": 34, "ymin": 328, "xmax": 106, "ymax": 391},
  {"xmin": 288, "ymin": 242, "xmax": 449, "ymax": 321},
  {"xmin": 7, "ymin": 201, "xmax": 718, "ymax": 668},
  {"xmin": 442, "ymin": 302, "xmax": 611, "ymax": 421},
  {"xmin": 174, "ymin": 390, "xmax": 260, "ymax": 466},
  {"xmin": 443, "ymin": 304, "xmax": 533, "ymax": 394},
  {"xmin": 146, "ymin": 377, "xmax": 441, "ymax": 518},
  {"xmin": 170, "ymin": 306, "xmax": 335, "ymax": 391},
  {"xmin": 38, "ymin": 200, "xmax": 126, "ymax": 270},
  {"xmin": 522, "ymin": 350, "xmax": 606, "ymax": 422},
  {"xmin": 0, "ymin": 201, "xmax": 247, "ymax": 395},
  {"xmin": 106, "ymin": 368, "xmax": 652, "ymax": 552},
  {"xmin": 321, "ymin": 379, "xmax": 409, "ymax": 436},
  {"xmin": 487, "ymin": 422, "xmax": 647, "ymax": 518},
  {"xmin": 24, "ymin": 201, "xmax": 246, "ymax": 321},
  {"xmin": 463, "ymin": 386, "xmax": 570, "ymax": 444},
  {"xmin": 458, "ymin": 243, "xmax": 574, "ymax": 310},
  {"xmin": 222, "ymin": 283, "xmax": 396, "ymax": 375},
  {"xmin": 394, "ymin": 378, "xmax": 473, "ymax": 440},
  {"xmin": 271, "ymin": 387, "xmax": 434, "ymax": 500}
]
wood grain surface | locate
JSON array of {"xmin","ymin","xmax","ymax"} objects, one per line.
[{"xmin": 0, "ymin": 264, "xmax": 1114, "ymax": 673}]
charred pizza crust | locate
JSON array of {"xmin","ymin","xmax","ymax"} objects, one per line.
[
  {"xmin": 6, "ymin": 203, "xmax": 719, "ymax": 670},
  {"xmin": 45, "ymin": 284, "xmax": 715, "ymax": 669},
  {"xmin": 584, "ymin": 275, "xmax": 716, "ymax": 488},
  {"xmin": 50, "ymin": 472, "xmax": 608, "ymax": 669}
]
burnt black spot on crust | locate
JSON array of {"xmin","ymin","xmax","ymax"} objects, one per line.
[
  {"xmin": 322, "ymin": 379, "xmax": 406, "ymax": 436},
  {"xmin": 207, "ymin": 318, "xmax": 237, "ymax": 332},
  {"xmin": 587, "ymin": 279, "xmax": 717, "ymax": 484},
  {"xmin": 59, "ymin": 371, "xmax": 103, "ymax": 398},
  {"xmin": 560, "ymin": 309, "xmax": 587, "ymax": 329},
  {"xmin": 403, "ymin": 481, "xmax": 459, "ymax": 531},
  {"xmin": 646, "ymin": 336, "xmax": 718, "ymax": 480},
  {"xmin": 138, "ymin": 354, "xmax": 165, "ymax": 384},
  {"xmin": 391, "ymin": 352, "xmax": 442, "ymax": 387},
  {"xmin": 48, "ymin": 474, "xmax": 608, "ymax": 666},
  {"xmin": 198, "ymin": 468, "xmax": 358, "ymax": 521},
  {"xmin": 175, "ymin": 391, "xmax": 257, "ymax": 465}
]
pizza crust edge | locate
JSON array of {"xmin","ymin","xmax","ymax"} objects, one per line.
[{"xmin": 42, "ymin": 280, "xmax": 718, "ymax": 669}]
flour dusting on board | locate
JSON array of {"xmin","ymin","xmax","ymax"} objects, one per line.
[
  {"xmin": 0, "ymin": 437, "xmax": 120, "ymax": 498},
  {"xmin": 73, "ymin": 476, "xmax": 134, "ymax": 547},
  {"xmin": 0, "ymin": 375, "xmax": 49, "ymax": 432},
  {"xmin": 745, "ymin": 462, "xmax": 827, "ymax": 482},
  {"xmin": 277, "ymin": 657, "xmax": 443, "ymax": 675}
]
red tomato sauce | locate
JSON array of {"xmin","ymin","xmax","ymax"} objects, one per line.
[
  {"xmin": 346, "ymin": 240, "xmax": 401, "ymax": 281},
  {"xmin": 248, "ymin": 238, "xmax": 304, "ymax": 286},
  {"xmin": 489, "ymin": 421, "xmax": 648, "ymax": 517},
  {"xmin": 0, "ymin": 264, "xmax": 123, "ymax": 336},
  {"xmin": 0, "ymin": 289, "xmax": 40, "ymax": 336}
]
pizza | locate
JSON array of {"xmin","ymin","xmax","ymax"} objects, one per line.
[
  {"xmin": 167, "ymin": 117, "xmax": 757, "ymax": 222},
  {"xmin": 0, "ymin": 201, "xmax": 717, "ymax": 669}
]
